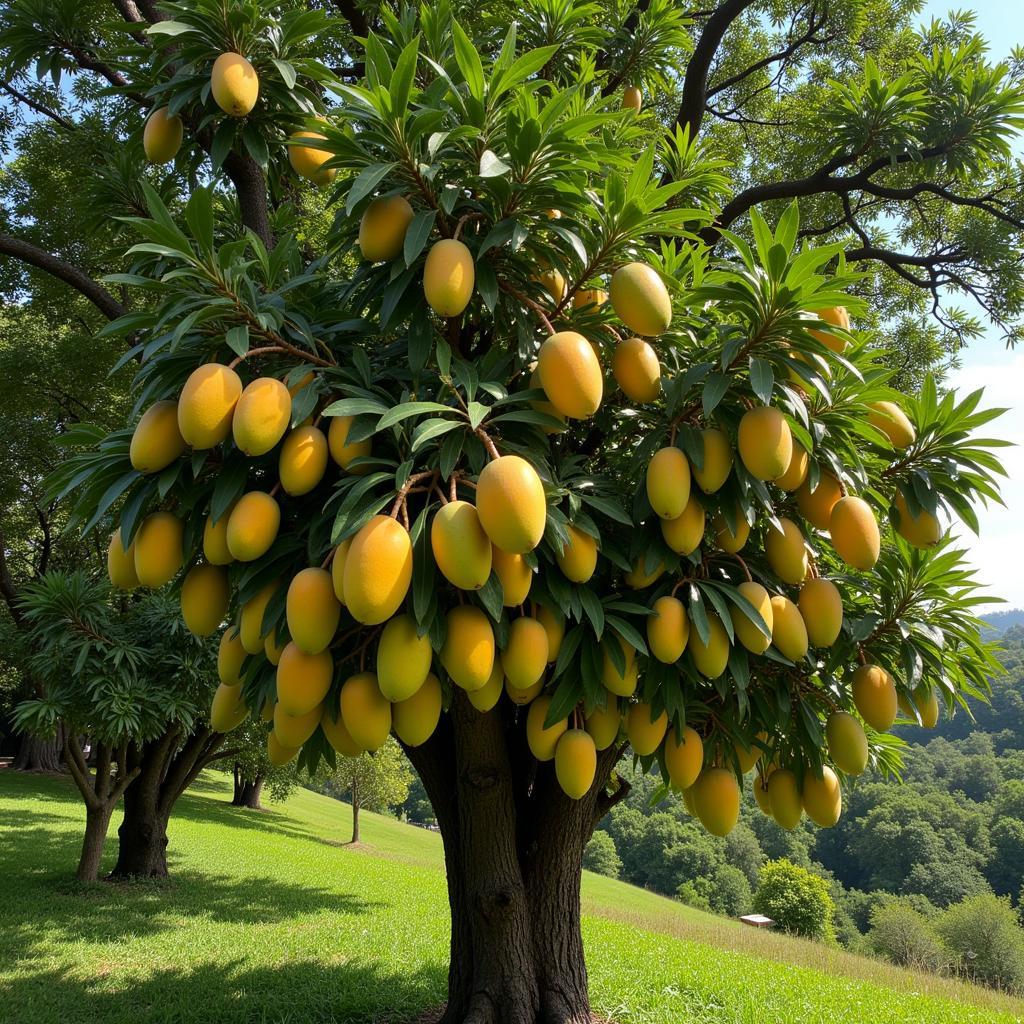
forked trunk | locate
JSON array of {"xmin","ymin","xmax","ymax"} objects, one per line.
[
  {"xmin": 232, "ymin": 766, "xmax": 264, "ymax": 808},
  {"xmin": 111, "ymin": 775, "xmax": 170, "ymax": 879},
  {"xmin": 76, "ymin": 804, "xmax": 113, "ymax": 882}
]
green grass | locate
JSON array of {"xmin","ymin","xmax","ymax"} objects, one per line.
[{"xmin": 1, "ymin": 769, "xmax": 1020, "ymax": 1024}]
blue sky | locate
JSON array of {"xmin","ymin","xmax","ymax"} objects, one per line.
[{"xmin": 920, "ymin": 1, "xmax": 1023, "ymax": 610}]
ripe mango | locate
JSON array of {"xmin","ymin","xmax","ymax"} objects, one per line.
[
  {"xmin": 646, "ymin": 446, "xmax": 691, "ymax": 520},
  {"xmin": 203, "ymin": 502, "xmax": 236, "ymax": 565},
  {"xmin": 765, "ymin": 517, "xmax": 809, "ymax": 584},
  {"xmin": 424, "ymin": 238, "xmax": 474, "ymax": 316},
  {"xmin": 556, "ymin": 525, "xmax": 598, "ymax": 583},
  {"xmin": 612, "ymin": 337, "xmax": 661, "ymax": 403},
  {"xmin": 731, "ymin": 581, "xmax": 772, "ymax": 654},
  {"xmin": 535, "ymin": 603, "xmax": 564, "ymax": 661},
  {"xmin": 692, "ymin": 767, "xmax": 740, "ymax": 836},
  {"xmin": 377, "ymin": 613, "xmax": 432, "ymax": 702},
  {"xmin": 796, "ymin": 471, "xmax": 842, "ymax": 530},
  {"xmin": 226, "ymin": 491, "xmax": 280, "ymax": 562},
  {"xmin": 267, "ymin": 730, "xmax": 300, "ymax": 766},
  {"xmin": 501, "ymin": 616, "xmax": 548, "ymax": 691},
  {"xmin": 601, "ymin": 635, "xmax": 638, "ymax": 695},
  {"xmin": 180, "ymin": 564, "xmax": 229, "ymax": 636},
  {"xmin": 274, "ymin": 701, "xmax": 323, "ymax": 748},
  {"xmin": 526, "ymin": 696, "xmax": 568, "ymax": 761},
  {"xmin": 210, "ymin": 682, "xmax": 249, "ymax": 733},
  {"xmin": 321, "ymin": 700, "xmax": 362, "ymax": 756},
  {"xmin": 713, "ymin": 509, "xmax": 750, "ymax": 553},
  {"xmin": 572, "ymin": 288, "xmax": 607, "ymax": 310},
  {"xmin": 133, "ymin": 511, "xmax": 183, "ymax": 587},
  {"xmin": 803, "ymin": 766, "xmax": 842, "ymax": 827},
  {"xmin": 753, "ymin": 771, "xmax": 772, "ymax": 815},
  {"xmin": 264, "ymin": 628, "xmax": 286, "ymax": 666},
  {"xmin": 648, "ymin": 595, "xmax": 689, "ymax": 663},
  {"xmin": 533, "ymin": 260, "xmax": 566, "ymax": 304},
  {"xmin": 239, "ymin": 581, "xmax": 277, "ymax": 654},
  {"xmin": 528, "ymin": 366, "xmax": 567, "ymax": 434},
  {"xmin": 467, "ymin": 662, "xmax": 504, "ymax": 712},
  {"xmin": 767, "ymin": 768, "xmax": 802, "ymax": 829},
  {"xmin": 330, "ymin": 538, "xmax": 352, "ymax": 604},
  {"xmin": 286, "ymin": 567, "xmax": 341, "ymax": 654},
  {"xmin": 692, "ymin": 428, "xmax": 733, "ymax": 494},
  {"xmin": 735, "ymin": 732, "xmax": 768, "ymax": 774},
  {"xmin": 277, "ymin": 642, "xmax": 334, "ymax": 716},
  {"xmin": 143, "ymin": 107, "xmax": 183, "ymax": 163},
  {"xmin": 505, "ymin": 676, "xmax": 543, "ymax": 705},
  {"xmin": 279, "ymin": 425, "xmax": 328, "ymax": 496},
  {"xmin": 626, "ymin": 703, "xmax": 668, "ymax": 756},
  {"xmin": 624, "ymin": 557, "xmax": 665, "ymax": 589},
  {"xmin": 476, "ymin": 455, "xmax": 547, "ymax": 554},
  {"xmin": 900, "ymin": 684, "xmax": 940, "ymax": 728},
  {"xmin": 393, "ymin": 673, "xmax": 442, "ymax": 747},
  {"xmin": 217, "ymin": 627, "xmax": 247, "ymax": 686},
  {"xmin": 660, "ymin": 495, "xmax": 705, "ymax": 555},
  {"xmin": 493, "ymin": 547, "xmax": 533, "ymax": 606},
  {"xmin": 555, "ymin": 729, "xmax": 597, "ymax": 799},
  {"xmin": 868, "ymin": 400, "xmax": 915, "ymax": 448},
  {"xmin": 232, "ymin": 377, "xmax": 291, "ymax": 456},
  {"xmin": 807, "ymin": 305, "xmax": 850, "ymax": 352},
  {"xmin": 826, "ymin": 711, "xmax": 868, "ymax": 775},
  {"xmin": 830, "ymin": 496, "xmax": 880, "ymax": 570},
  {"xmin": 851, "ymin": 664, "xmax": 897, "ymax": 731},
  {"xmin": 359, "ymin": 195, "xmax": 414, "ymax": 262},
  {"xmin": 664, "ymin": 725, "xmax": 703, "ymax": 790},
  {"xmin": 431, "ymin": 501, "xmax": 492, "ymax": 590},
  {"xmin": 340, "ymin": 671, "xmax": 391, "ymax": 751},
  {"xmin": 327, "ymin": 415, "xmax": 372, "ymax": 472},
  {"xmin": 893, "ymin": 492, "xmax": 941, "ymax": 548},
  {"xmin": 537, "ymin": 331, "xmax": 603, "ymax": 419},
  {"xmin": 178, "ymin": 363, "xmax": 243, "ymax": 449},
  {"xmin": 585, "ymin": 697, "xmax": 620, "ymax": 750},
  {"xmin": 798, "ymin": 578, "xmax": 843, "ymax": 647},
  {"xmin": 107, "ymin": 532, "xmax": 138, "ymax": 591},
  {"xmin": 738, "ymin": 406, "xmax": 792, "ymax": 481},
  {"xmin": 441, "ymin": 605, "xmax": 495, "ymax": 691},
  {"xmin": 343, "ymin": 515, "xmax": 413, "ymax": 624},
  {"xmin": 130, "ymin": 400, "xmax": 185, "ymax": 473},
  {"xmin": 689, "ymin": 614, "xmax": 730, "ymax": 679},
  {"xmin": 622, "ymin": 86, "xmax": 642, "ymax": 111},
  {"xmin": 288, "ymin": 131, "xmax": 335, "ymax": 185},
  {"xmin": 770, "ymin": 594, "xmax": 808, "ymax": 661},
  {"xmin": 609, "ymin": 262, "xmax": 672, "ymax": 337},
  {"xmin": 776, "ymin": 443, "xmax": 809, "ymax": 492},
  {"xmin": 211, "ymin": 52, "xmax": 259, "ymax": 116}
]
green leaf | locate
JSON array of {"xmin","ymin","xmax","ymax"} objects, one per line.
[
  {"xmin": 376, "ymin": 402, "xmax": 457, "ymax": 431},
  {"xmin": 479, "ymin": 150, "xmax": 511, "ymax": 177},
  {"xmin": 389, "ymin": 37, "xmax": 420, "ymax": 116},
  {"xmin": 225, "ymin": 325, "xmax": 249, "ymax": 358},
  {"xmin": 322, "ymin": 397, "xmax": 389, "ymax": 417},
  {"xmin": 411, "ymin": 418, "xmax": 462, "ymax": 452},
  {"xmin": 702, "ymin": 372, "xmax": 730, "ymax": 416},
  {"xmin": 451, "ymin": 20, "xmax": 485, "ymax": 101},
  {"xmin": 749, "ymin": 357, "xmax": 774, "ymax": 405},
  {"xmin": 272, "ymin": 59, "xmax": 297, "ymax": 90},
  {"xmin": 346, "ymin": 163, "xmax": 399, "ymax": 215},
  {"xmin": 145, "ymin": 20, "xmax": 196, "ymax": 35},
  {"xmin": 404, "ymin": 210, "xmax": 436, "ymax": 266}
]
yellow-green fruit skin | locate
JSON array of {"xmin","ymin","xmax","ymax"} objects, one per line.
[
  {"xmin": 130, "ymin": 401, "xmax": 186, "ymax": 473},
  {"xmin": 279, "ymin": 426, "xmax": 328, "ymax": 496},
  {"xmin": 143, "ymin": 107, "xmax": 183, "ymax": 163},
  {"xmin": 692, "ymin": 767, "xmax": 741, "ymax": 837},
  {"xmin": 288, "ymin": 131, "xmax": 334, "ymax": 185},
  {"xmin": 431, "ymin": 501, "xmax": 492, "ymax": 590},
  {"xmin": 798, "ymin": 578, "xmax": 843, "ymax": 647},
  {"xmin": 830, "ymin": 496, "xmax": 880, "ymax": 570},
  {"xmin": 217, "ymin": 628, "xmax": 246, "ymax": 686},
  {"xmin": 535, "ymin": 604, "xmax": 564, "ymax": 661},
  {"xmin": 476, "ymin": 455, "xmax": 547, "ymax": 555},
  {"xmin": 767, "ymin": 769, "xmax": 802, "ymax": 829},
  {"xmin": 203, "ymin": 503, "xmax": 236, "ymax": 565},
  {"xmin": 441, "ymin": 605, "xmax": 495, "ymax": 691},
  {"xmin": 501, "ymin": 616, "xmax": 549, "ymax": 691},
  {"xmin": 321, "ymin": 701, "xmax": 362, "ymax": 756},
  {"xmin": 210, "ymin": 683, "xmax": 249, "ymax": 733},
  {"xmin": 807, "ymin": 305, "xmax": 850, "ymax": 351},
  {"xmin": 585, "ymin": 698, "xmax": 620, "ymax": 750},
  {"xmin": 211, "ymin": 52, "xmax": 259, "ymax": 116},
  {"xmin": 359, "ymin": 195, "xmax": 414, "ymax": 262},
  {"xmin": 826, "ymin": 711, "xmax": 868, "ymax": 775},
  {"xmin": 343, "ymin": 515, "xmax": 413, "ymax": 625},
  {"xmin": 264, "ymin": 629, "xmax": 286, "ymax": 666},
  {"xmin": 286, "ymin": 567, "xmax": 341, "ymax": 654},
  {"xmin": 226, "ymin": 491, "xmax": 280, "ymax": 562},
  {"xmin": 555, "ymin": 729, "xmax": 597, "ymax": 799},
  {"xmin": 797, "ymin": 472, "xmax": 842, "ymax": 531},
  {"xmin": 267, "ymin": 731, "xmax": 300, "ymax": 766},
  {"xmin": 393, "ymin": 673, "xmax": 442, "ymax": 747},
  {"xmin": 868, "ymin": 400, "xmax": 916, "ymax": 448},
  {"xmin": 731, "ymin": 581, "xmax": 773, "ymax": 655},
  {"xmin": 133, "ymin": 512, "xmax": 183, "ymax": 587},
  {"xmin": 646, "ymin": 446, "xmax": 691, "ymax": 520},
  {"xmin": 180, "ymin": 565, "xmax": 230, "ymax": 636},
  {"xmin": 232, "ymin": 377, "xmax": 291, "ymax": 456},
  {"xmin": 689, "ymin": 615, "xmax": 730, "ymax": 679},
  {"xmin": 424, "ymin": 238, "xmax": 475, "ymax": 316},
  {"xmin": 330, "ymin": 539, "xmax": 351, "ymax": 604},
  {"xmin": 537, "ymin": 331, "xmax": 603, "ymax": 419},
  {"xmin": 239, "ymin": 582, "xmax": 277, "ymax": 654},
  {"xmin": 572, "ymin": 288, "xmax": 607, "ymax": 310},
  {"xmin": 107, "ymin": 532, "xmax": 138, "ymax": 591},
  {"xmin": 753, "ymin": 772, "xmax": 772, "ymax": 815},
  {"xmin": 852, "ymin": 664, "xmax": 897, "ymax": 732},
  {"xmin": 765, "ymin": 517, "xmax": 809, "ymax": 584},
  {"xmin": 467, "ymin": 663, "xmax": 504, "ymax": 712},
  {"xmin": 328, "ymin": 415, "xmax": 371, "ymax": 472},
  {"xmin": 770, "ymin": 595, "xmax": 808, "ymax": 661},
  {"xmin": 613, "ymin": 337, "xmax": 661, "ymax": 403},
  {"xmin": 526, "ymin": 696, "xmax": 568, "ymax": 761},
  {"xmin": 776, "ymin": 444, "xmax": 809, "ymax": 492},
  {"xmin": 528, "ymin": 367, "xmax": 567, "ymax": 434},
  {"xmin": 556, "ymin": 525, "xmax": 598, "ymax": 583},
  {"xmin": 506, "ymin": 677, "xmax": 543, "ymax": 705},
  {"xmin": 894, "ymin": 492, "xmax": 942, "ymax": 548},
  {"xmin": 601, "ymin": 637, "xmax": 638, "ymax": 696},
  {"xmin": 693, "ymin": 429, "xmax": 733, "ymax": 494},
  {"xmin": 625, "ymin": 558, "xmax": 665, "ymax": 589},
  {"xmin": 340, "ymin": 672, "xmax": 391, "ymax": 752},
  {"xmin": 622, "ymin": 86, "xmax": 642, "ymax": 111},
  {"xmin": 609, "ymin": 263, "xmax": 672, "ymax": 337},
  {"xmin": 714, "ymin": 512, "xmax": 750, "ymax": 554},
  {"xmin": 648, "ymin": 596, "xmax": 689, "ymax": 664},
  {"xmin": 493, "ymin": 548, "xmax": 532, "ymax": 606},
  {"xmin": 377, "ymin": 613, "xmax": 432, "ymax": 702},
  {"xmin": 626, "ymin": 703, "xmax": 668, "ymax": 756},
  {"xmin": 735, "ymin": 733, "xmax": 767, "ymax": 774},
  {"xmin": 738, "ymin": 406, "xmax": 793, "ymax": 481},
  {"xmin": 273, "ymin": 702, "xmax": 323, "ymax": 749},
  {"xmin": 660, "ymin": 496, "xmax": 705, "ymax": 556},
  {"xmin": 906, "ymin": 685, "xmax": 940, "ymax": 729},
  {"xmin": 178, "ymin": 363, "xmax": 243, "ymax": 449},
  {"xmin": 276, "ymin": 642, "xmax": 334, "ymax": 717},
  {"xmin": 803, "ymin": 766, "xmax": 842, "ymax": 827},
  {"xmin": 664, "ymin": 726, "xmax": 703, "ymax": 791}
]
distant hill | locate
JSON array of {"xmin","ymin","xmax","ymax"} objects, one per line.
[{"xmin": 982, "ymin": 609, "xmax": 1024, "ymax": 637}]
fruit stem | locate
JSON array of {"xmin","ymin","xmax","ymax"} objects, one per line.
[
  {"xmin": 498, "ymin": 280, "xmax": 556, "ymax": 335},
  {"xmin": 432, "ymin": 482, "xmax": 449, "ymax": 506},
  {"xmin": 389, "ymin": 471, "xmax": 436, "ymax": 519},
  {"xmin": 449, "ymin": 473, "xmax": 458, "ymax": 503},
  {"xmin": 476, "ymin": 427, "xmax": 501, "ymax": 461},
  {"xmin": 452, "ymin": 212, "xmax": 484, "ymax": 241},
  {"xmin": 268, "ymin": 482, "xmax": 281, "ymax": 498},
  {"xmin": 227, "ymin": 345, "xmax": 286, "ymax": 369},
  {"xmin": 320, "ymin": 547, "xmax": 335, "ymax": 569},
  {"xmin": 731, "ymin": 552, "xmax": 753, "ymax": 583}
]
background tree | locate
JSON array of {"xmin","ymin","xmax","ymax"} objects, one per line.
[
  {"xmin": 753, "ymin": 858, "xmax": 835, "ymax": 940},
  {"xmin": 226, "ymin": 719, "xmax": 301, "ymax": 808}
]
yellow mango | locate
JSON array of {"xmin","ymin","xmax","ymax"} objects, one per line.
[
  {"xmin": 537, "ymin": 331, "xmax": 604, "ymax": 419},
  {"xmin": 359, "ymin": 195, "xmax": 414, "ymax": 262},
  {"xmin": 796, "ymin": 471, "xmax": 842, "ymax": 530},
  {"xmin": 376, "ymin": 613, "xmax": 433, "ymax": 702},
  {"xmin": 692, "ymin": 428, "xmax": 733, "ymax": 494},
  {"xmin": 798, "ymin": 578, "xmax": 843, "ymax": 647},
  {"xmin": 692, "ymin": 767, "xmax": 740, "ymax": 836},
  {"xmin": 556, "ymin": 525, "xmax": 598, "ymax": 583},
  {"xmin": 340, "ymin": 672, "xmax": 391, "ymax": 752},
  {"xmin": 343, "ymin": 515, "xmax": 413, "ymax": 624},
  {"xmin": 852, "ymin": 664, "xmax": 897, "ymax": 732},
  {"xmin": 612, "ymin": 337, "xmax": 661, "ymax": 403},
  {"xmin": 288, "ymin": 131, "xmax": 335, "ymax": 185},
  {"xmin": 107, "ymin": 532, "xmax": 139, "ymax": 591},
  {"xmin": 441, "ymin": 605, "xmax": 495, "ymax": 691},
  {"xmin": 689, "ymin": 614, "xmax": 730, "ymax": 678},
  {"xmin": 279, "ymin": 425, "xmax": 328, "ymax": 496},
  {"xmin": 647, "ymin": 595, "xmax": 689, "ymax": 664},
  {"xmin": 731, "ymin": 581, "xmax": 772, "ymax": 654},
  {"xmin": 210, "ymin": 683, "xmax": 249, "ymax": 733},
  {"xmin": 826, "ymin": 711, "xmax": 868, "ymax": 775},
  {"xmin": 585, "ymin": 697, "xmax": 621, "ymax": 750},
  {"xmin": 211, "ymin": 52, "xmax": 259, "ymax": 116},
  {"xmin": 526, "ymin": 695, "xmax": 568, "ymax": 761},
  {"xmin": 493, "ymin": 547, "xmax": 533, "ymax": 606},
  {"xmin": 738, "ymin": 406, "xmax": 792, "ymax": 481},
  {"xmin": 765, "ymin": 517, "xmax": 809, "ymax": 584},
  {"xmin": 476, "ymin": 455, "xmax": 547, "ymax": 554},
  {"xmin": 393, "ymin": 673, "xmax": 442, "ymax": 747},
  {"xmin": 226, "ymin": 491, "xmax": 280, "ymax": 562},
  {"xmin": 830, "ymin": 496, "xmax": 880, "ymax": 570},
  {"xmin": 609, "ymin": 262, "xmax": 672, "ymax": 337},
  {"xmin": 664, "ymin": 725, "xmax": 703, "ymax": 790},
  {"xmin": 424, "ymin": 238, "xmax": 474, "ymax": 316},
  {"xmin": 327, "ymin": 415, "xmax": 372, "ymax": 473},
  {"xmin": 130, "ymin": 400, "xmax": 185, "ymax": 473},
  {"xmin": 803, "ymin": 766, "xmax": 842, "ymax": 827},
  {"xmin": 626, "ymin": 703, "xmax": 668, "ymax": 756},
  {"xmin": 660, "ymin": 495, "xmax": 705, "ymax": 556},
  {"xmin": 286, "ymin": 567, "xmax": 341, "ymax": 654},
  {"xmin": 143, "ymin": 106, "xmax": 183, "ymax": 163},
  {"xmin": 178, "ymin": 363, "xmax": 242, "ymax": 449},
  {"xmin": 180, "ymin": 564, "xmax": 229, "ymax": 636},
  {"xmin": 238, "ymin": 581, "xmax": 277, "ymax": 654},
  {"xmin": 133, "ymin": 511, "xmax": 183, "ymax": 587},
  {"xmin": 431, "ymin": 501, "xmax": 492, "ymax": 590},
  {"xmin": 646, "ymin": 446, "xmax": 691, "ymax": 520},
  {"xmin": 501, "ymin": 616, "xmax": 548, "ymax": 691},
  {"xmin": 767, "ymin": 768, "xmax": 802, "ymax": 829},
  {"xmin": 276, "ymin": 642, "xmax": 334, "ymax": 716},
  {"xmin": 770, "ymin": 594, "xmax": 808, "ymax": 661},
  {"xmin": 555, "ymin": 729, "xmax": 597, "ymax": 799}
]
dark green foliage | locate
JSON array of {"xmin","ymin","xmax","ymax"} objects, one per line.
[
  {"xmin": 753, "ymin": 859, "xmax": 835, "ymax": 941},
  {"xmin": 583, "ymin": 830, "xmax": 622, "ymax": 878},
  {"xmin": 868, "ymin": 899, "xmax": 948, "ymax": 973},
  {"xmin": 937, "ymin": 894, "xmax": 1024, "ymax": 992}
]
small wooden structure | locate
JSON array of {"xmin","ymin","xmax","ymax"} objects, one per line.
[{"xmin": 740, "ymin": 914, "xmax": 774, "ymax": 929}]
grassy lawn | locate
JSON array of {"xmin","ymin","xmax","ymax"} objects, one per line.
[{"xmin": 1, "ymin": 769, "xmax": 1020, "ymax": 1024}]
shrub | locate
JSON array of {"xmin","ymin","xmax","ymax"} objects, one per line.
[
  {"xmin": 868, "ymin": 899, "xmax": 948, "ymax": 973},
  {"xmin": 712, "ymin": 864, "xmax": 753, "ymax": 917},
  {"xmin": 583, "ymin": 830, "xmax": 621, "ymax": 878},
  {"xmin": 937, "ymin": 893, "xmax": 1024, "ymax": 991},
  {"xmin": 676, "ymin": 880, "xmax": 712, "ymax": 913},
  {"xmin": 753, "ymin": 858, "xmax": 835, "ymax": 940}
]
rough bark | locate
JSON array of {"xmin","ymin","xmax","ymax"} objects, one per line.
[
  {"xmin": 13, "ymin": 726, "xmax": 64, "ymax": 771},
  {"xmin": 76, "ymin": 804, "xmax": 114, "ymax": 882},
  {"xmin": 222, "ymin": 152, "xmax": 274, "ymax": 249},
  {"xmin": 231, "ymin": 768, "xmax": 265, "ymax": 809}
]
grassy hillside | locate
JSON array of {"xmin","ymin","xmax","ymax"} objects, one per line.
[{"xmin": 1, "ymin": 769, "xmax": 1020, "ymax": 1024}]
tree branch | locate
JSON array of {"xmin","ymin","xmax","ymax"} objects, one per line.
[
  {"xmin": 0, "ymin": 81, "xmax": 76, "ymax": 130},
  {"xmin": 329, "ymin": 0, "xmax": 369, "ymax": 37},
  {"xmin": 0, "ymin": 525, "xmax": 24, "ymax": 628}
]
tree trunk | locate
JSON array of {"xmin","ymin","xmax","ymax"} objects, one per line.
[
  {"xmin": 111, "ymin": 764, "xmax": 170, "ymax": 879},
  {"xmin": 76, "ymin": 804, "xmax": 113, "ymax": 882},
  {"xmin": 351, "ymin": 786, "xmax": 361, "ymax": 844},
  {"xmin": 13, "ymin": 724, "xmax": 64, "ymax": 771},
  {"xmin": 404, "ymin": 691, "xmax": 628, "ymax": 1024},
  {"xmin": 232, "ymin": 773, "xmax": 264, "ymax": 809}
]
